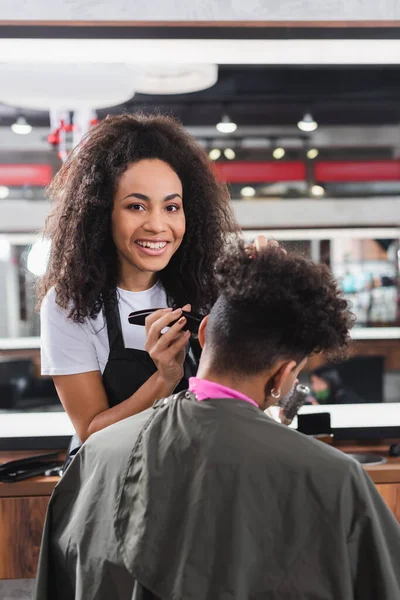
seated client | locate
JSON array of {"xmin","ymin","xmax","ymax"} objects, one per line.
[{"xmin": 35, "ymin": 244, "xmax": 400, "ymax": 600}]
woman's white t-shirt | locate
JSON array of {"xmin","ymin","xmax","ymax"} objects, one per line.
[{"xmin": 40, "ymin": 282, "xmax": 168, "ymax": 376}]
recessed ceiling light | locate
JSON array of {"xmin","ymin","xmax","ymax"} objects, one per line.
[
  {"xmin": 307, "ymin": 148, "xmax": 319, "ymax": 159},
  {"xmin": 208, "ymin": 148, "xmax": 221, "ymax": 160},
  {"xmin": 297, "ymin": 113, "xmax": 318, "ymax": 132},
  {"xmin": 216, "ymin": 115, "xmax": 237, "ymax": 134},
  {"xmin": 224, "ymin": 148, "xmax": 236, "ymax": 160},
  {"xmin": 241, "ymin": 186, "xmax": 256, "ymax": 197},
  {"xmin": 311, "ymin": 184, "xmax": 325, "ymax": 197},
  {"xmin": 273, "ymin": 147, "xmax": 285, "ymax": 160}
]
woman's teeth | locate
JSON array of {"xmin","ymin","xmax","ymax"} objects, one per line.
[{"xmin": 136, "ymin": 241, "xmax": 167, "ymax": 249}]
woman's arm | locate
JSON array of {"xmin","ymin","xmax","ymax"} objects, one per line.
[
  {"xmin": 54, "ymin": 307, "xmax": 191, "ymax": 442},
  {"xmin": 53, "ymin": 369, "xmax": 177, "ymax": 443}
]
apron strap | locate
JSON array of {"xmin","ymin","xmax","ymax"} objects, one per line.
[{"xmin": 103, "ymin": 293, "xmax": 126, "ymax": 353}]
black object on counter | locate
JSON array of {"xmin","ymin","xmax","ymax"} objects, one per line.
[
  {"xmin": 0, "ymin": 452, "xmax": 63, "ymax": 482},
  {"xmin": 297, "ymin": 412, "xmax": 332, "ymax": 436},
  {"xmin": 389, "ymin": 443, "xmax": 400, "ymax": 457}
]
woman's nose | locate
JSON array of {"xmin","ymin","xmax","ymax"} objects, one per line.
[{"xmin": 143, "ymin": 209, "xmax": 167, "ymax": 233}]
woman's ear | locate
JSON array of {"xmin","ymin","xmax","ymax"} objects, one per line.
[{"xmin": 198, "ymin": 315, "xmax": 209, "ymax": 349}]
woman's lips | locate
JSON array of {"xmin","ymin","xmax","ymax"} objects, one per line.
[{"xmin": 134, "ymin": 240, "xmax": 170, "ymax": 256}]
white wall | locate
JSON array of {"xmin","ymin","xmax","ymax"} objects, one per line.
[
  {"xmin": 233, "ymin": 198, "xmax": 400, "ymax": 229},
  {"xmin": 2, "ymin": 197, "xmax": 400, "ymax": 233}
]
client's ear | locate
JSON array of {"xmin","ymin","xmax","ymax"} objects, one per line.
[
  {"xmin": 267, "ymin": 357, "xmax": 308, "ymax": 401},
  {"xmin": 198, "ymin": 315, "xmax": 209, "ymax": 349},
  {"xmin": 265, "ymin": 360, "xmax": 298, "ymax": 403}
]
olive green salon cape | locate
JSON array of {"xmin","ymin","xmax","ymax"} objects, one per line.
[{"xmin": 34, "ymin": 391, "xmax": 400, "ymax": 600}]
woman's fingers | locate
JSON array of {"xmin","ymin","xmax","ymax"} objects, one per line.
[
  {"xmin": 254, "ymin": 235, "xmax": 273, "ymax": 251},
  {"xmin": 279, "ymin": 408, "xmax": 293, "ymax": 426},
  {"xmin": 253, "ymin": 235, "xmax": 286, "ymax": 255},
  {"xmin": 145, "ymin": 305, "xmax": 192, "ymax": 355},
  {"xmin": 145, "ymin": 308, "xmax": 180, "ymax": 348},
  {"xmin": 144, "ymin": 308, "xmax": 172, "ymax": 332},
  {"xmin": 150, "ymin": 326, "xmax": 190, "ymax": 367},
  {"xmin": 163, "ymin": 329, "xmax": 191, "ymax": 358},
  {"xmin": 152, "ymin": 315, "xmax": 188, "ymax": 353}
]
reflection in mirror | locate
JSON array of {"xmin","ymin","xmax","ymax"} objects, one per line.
[
  {"xmin": 1, "ymin": 63, "xmax": 400, "ymax": 435},
  {"xmin": 332, "ymin": 238, "xmax": 400, "ymax": 328}
]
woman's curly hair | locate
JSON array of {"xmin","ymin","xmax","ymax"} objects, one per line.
[
  {"xmin": 206, "ymin": 242, "xmax": 355, "ymax": 374},
  {"xmin": 38, "ymin": 113, "xmax": 237, "ymax": 321}
]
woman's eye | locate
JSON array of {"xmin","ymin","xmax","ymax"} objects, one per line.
[
  {"xmin": 165, "ymin": 205, "xmax": 179, "ymax": 212},
  {"xmin": 127, "ymin": 204, "xmax": 145, "ymax": 211}
]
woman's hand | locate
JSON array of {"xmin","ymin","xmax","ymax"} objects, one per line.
[
  {"xmin": 279, "ymin": 409, "xmax": 293, "ymax": 426},
  {"xmin": 145, "ymin": 304, "xmax": 191, "ymax": 387},
  {"xmin": 246, "ymin": 235, "xmax": 286, "ymax": 255}
]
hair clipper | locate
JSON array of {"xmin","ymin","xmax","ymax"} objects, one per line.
[{"xmin": 279, "ymin": 383, "xmax": 310, "ymax": 421}]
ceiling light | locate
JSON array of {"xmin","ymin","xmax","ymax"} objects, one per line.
[
  {"xmin": 273, "ymin": 147, "xmax": 285, "ymax": 160},
  {"xmin": 134, "ymin": 64, "xmax": 218, "ymax": 95},
  {"xmin": 307, "ymin": 148, "xmax": 319, "ymax": 159},
  {"xmin": 216, "ymin": 115, "xmax": 237, "ymax": 133},
  {"xmin": 224, "ymin": 148, "xmax": 235, "ymax": 160},
  {"xmin": 208, "ymin": 148, "xmax": 221, "ymax": 160},
  {"xmin": 0, "ymin": 186, "xmax": 9, "ymax": 199},
  {"xmin": 11, "ymin": 116, "xmax": 32, "ymax": 135},
  {"xmin": 1, "ymin": 64, "xmax": 135, "ymax": 111},
  {"xmin": 311, "ymin": 184, "xmax": 325, "ymax": 197},
  {"xmin": 297, "ymin": 113, "xmax": 318, "ymax": 132},
  {"xmin": 240, "ymin": 186, "xmax": 256, "ymax": 198}
]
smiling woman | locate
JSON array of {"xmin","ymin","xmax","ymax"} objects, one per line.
[
  {"xmin": 37, "ymin": 113, "xmax": 236, "ymax": 450},
  {"xmin": 112, "ymin": 159, "xmax": 186, "ymax": 292}
]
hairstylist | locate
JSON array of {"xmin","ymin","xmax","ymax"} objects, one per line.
[{"xmin": 39, "ymin": 113, "xmax": 236, "ymax": 446}]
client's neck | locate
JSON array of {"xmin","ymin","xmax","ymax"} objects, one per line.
[{"xmin": 196, "ymin": 362, "xmax": 263, "ymax": 407}]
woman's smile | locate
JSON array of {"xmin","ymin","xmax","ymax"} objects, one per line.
[{"xmin": 134, "ymin": 239, "xmax": 170, "ymax": 256}]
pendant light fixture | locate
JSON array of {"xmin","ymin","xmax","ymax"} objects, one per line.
[
  {"xmin": 216, "ymin": 115, "xmax": 237, "ymax": 133},
  {"xmin": 297, "ymin": 113, "xmax": 318, "ymax": 132},
  {"xmin": 11, "ymin": 116, "xmax": 32, "ymax": 135}
]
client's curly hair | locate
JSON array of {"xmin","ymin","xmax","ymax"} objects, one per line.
[
  {"xmin": 38, "ymin": 113, "xmax": 236, "ymax": 321},
  {"xmin": 207, "ymin": 243, "xmax": 354, "ymax": 374}
]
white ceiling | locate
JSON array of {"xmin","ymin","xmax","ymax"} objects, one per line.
[{"xmin": 1, "ymin": 0, "xmax": 399, "ymax": 21}]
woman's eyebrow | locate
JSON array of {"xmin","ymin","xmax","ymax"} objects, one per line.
[{"xmin": 122, "ymin": 192, "xmax": 182, "ymax": 201}]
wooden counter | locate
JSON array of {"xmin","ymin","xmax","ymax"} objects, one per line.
[
  {"xmin": 0, "ymin": 450, "xmax": 62, "ymax": 580},
  {"xmin": 333, "ymin": 441, "xmax": 400, "ymax": 523},
  {"xmin": 0, "ymin": 444, "xmax": 399, "ymax": 580}
]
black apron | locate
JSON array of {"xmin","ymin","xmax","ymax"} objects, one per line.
[{"xmin": 64, "ymin": 298, "xmax": 200, "ymax": 469}]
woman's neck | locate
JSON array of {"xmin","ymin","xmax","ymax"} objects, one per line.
[{"xmin": 118, "ymin": 264, "xmax": 158, "ymax": 292}]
